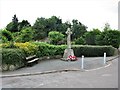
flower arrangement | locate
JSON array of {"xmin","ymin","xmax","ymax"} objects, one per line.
[{"xmin": 67, "ymin": 55, "xmax": 78, "ymax": 61}]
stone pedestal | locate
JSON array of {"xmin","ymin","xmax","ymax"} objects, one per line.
[{"xmin": 61, "ymin": 48, "xmax": 74, "ymax": 60}]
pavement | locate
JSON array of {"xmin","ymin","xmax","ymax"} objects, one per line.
[
  {"xmin": 1, "ymin": 56, "xmax": 117, "ymax": 76},
  {"xmin": 1, "ymin": 56, "xmax": 118, "ymax": 88}
]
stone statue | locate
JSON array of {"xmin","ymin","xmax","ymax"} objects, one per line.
[
  {"xmin": 61, "ymin": 27, "xmax": 74, "ymax": 60},
  {"xmin": 66, "ymin": 27, "xmax": 72, "ymax": 49}
]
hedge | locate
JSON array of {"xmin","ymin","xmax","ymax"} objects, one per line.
[
  {"xmin": 1, "ymin": 42, "xmax": 116, "ymax": 57},
  {"xmin": 1, "ymin": 42, "xmax": 117, "ymax": 71},
  {"xmin": 2, "ymin": 48, "xmax": 26, "ymax": 71},
  {"xmin": 1, "ymin": 42, "xmax": 38, "ymax": 57},
  {"xmin": 72, "ymin": 45, "xmax": 116, "ymax": 57},
  {"xmin": 33, "ymin": 42, "xmax": 66, "ymax": 57},
  {"xmin": 34, "ymin": 42, "xmax": 116, "ymax": 57}
]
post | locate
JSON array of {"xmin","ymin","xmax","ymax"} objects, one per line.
[
  {"xmin": 81, "ymin": 55, "xmax": 84, "ymax": 69},
  {"xmin": 103, "ymin": 52, "xmax": 106, "ymax": 64}
]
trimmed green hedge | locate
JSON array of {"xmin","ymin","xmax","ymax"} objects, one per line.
[
  {"xmin": 33, "ymin": 42, "xmax": 66, "ymax": 57},
  {"xmin": 1, "ymin": 42, "xmax": 117, "ymax": 71},
  {"xmin": 33, "ymin": 42, "xmax": 116, "ymax": 57},
  {"xmin": 1, "ymin": 42, "xmax": 116, "ymax": 58},
  {"xmin": 72, "ymin": 45, "xmax": 116, "ymax": 57},
  {"xmin": 2, "ymin": 48, "xmax": 26, "ymax": 67}
]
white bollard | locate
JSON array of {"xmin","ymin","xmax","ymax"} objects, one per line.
[
  {"xmin": 103, "ymin": 52, "xmax": 106, "ymax": 64},
  {"xmin": 81, "ymin": 55, "xmax": 84, "ymax": 69}
]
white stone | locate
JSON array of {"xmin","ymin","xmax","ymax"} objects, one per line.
[
  {"xmin": 2, "ymin": 64, "xmax": 8, "ymax": 71},
  {"xmin": 9, "ymin": 65, "xmax": 16, "ymax": 71}
]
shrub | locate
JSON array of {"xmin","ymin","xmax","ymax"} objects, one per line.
[
  {"xmin": 74, "ymin": 37, "xmax": 85, "ymax": 45},
  {"xmin": 1, "ymin": 42, "xmax": 17, "ymax": 48},
  {"xmin": 96, "ymin": 30, "xmax": 120, "ymax": 48},
  {"xmin": 1, "ymin": 36, "xmax": 8, "ymax": 43},
  {"xmin": 83, "ymin": 29, "xmax": 101, "ymax": 45},
  {"xmin": 33, "ymin": 42, "xmax": 66, "ymax": 57},
  {"xmin": 34, "ymin": 42, "xmax": 116, "ymax": 57},
  {"xmin": 2, "ymin": 49, "xmax": 26, "ymax": 68},
  {"xmin": 72, "ymin": 45, "xmax": 116, "ymax": 57},
  {"xmin": 14, "ymin": 42, "xmax": 38, "ymax": 56},
  {"xmin": 15, "ymin": 27, "xmax": 34, "ymax": 43},
  {"xmin": 48, "ymin": 31, "xmax": 65, "ymax": 45},
  {"xmin": 1, "ymin": 42, "xmax": 116, "ymax": 61},
  {"xmin": 0, "ymin": 29, "xmax": 13, "ymax": 42}
]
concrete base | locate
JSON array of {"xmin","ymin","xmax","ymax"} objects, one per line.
[{"xmin": 61, "ymin": 48, "xmax": 74, "ymax": 60}]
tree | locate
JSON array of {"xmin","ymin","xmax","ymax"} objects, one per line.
[
  {"xmin": 6, "ymin": 14, "xmax": 19, "ymax": 32},
  {"xmin": 48, "ymin": 31, "xmax": 65, "ymax": 45},
  {"xmin": 71, "ymin": 19, "xmax": 87, "ymax": 40},
  {"xmin": 96, "ymin": 30, "xmax": 120, "ymax": 48},
  {"xmin": 18, "ymin": 20, "xmax": 31, "ymax": 31},
  {"xmin": 33, "ymin": 16, "xmax": 71, "ymax": 40},
  {"xmin": 15, "ymin": 27, "xmax": 34, "ymax": 43},
  {"xmin": 0, "ymin": 29, "xmax": 13, "ymax": 41},
  {"xmin": 33, "ymin": 17, "xmax": 48, "ymax": 40},
  {"xmin": 74, "ymin": 37, "xmax": 85, "ymax": 45},
  {"xmin": 84, "ymin": 29, "xmax": 101, "ymax": 45},
  {"xmin": 103, "ymin": 23, "xmax": 111, "ymax": 31}
]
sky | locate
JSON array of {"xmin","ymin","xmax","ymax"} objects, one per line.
[{"xmin": 0, "ymin": 0, "xmax": 119, "ymax": 31}]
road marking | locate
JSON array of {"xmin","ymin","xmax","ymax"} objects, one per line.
[
  {"xmin": 102, "ymin": 74, "xmax": 111, "ymax": 77},
  {"xmin": 84, "ymin": 62, "xmax": 111, "ymax": 72}
]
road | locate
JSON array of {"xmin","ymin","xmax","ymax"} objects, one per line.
[{"xmin": 2, "ymin": 58, "xmax": 118, "ymax": 88}]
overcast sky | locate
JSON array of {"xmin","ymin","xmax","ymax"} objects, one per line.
[{"xmin": 0, "ymin": 0, "xmax": 119, "ymax": 30}]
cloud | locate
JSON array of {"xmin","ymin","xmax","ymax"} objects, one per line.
[{"xmin": 0, "ymin": 0, "xmax": 119, "ymax": 30}]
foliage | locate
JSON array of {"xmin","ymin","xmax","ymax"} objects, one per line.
[
  {"xmin": 96, "ymin": 30, "xmax": 120, "ymax": 48},
  {"xmin": 32, "ymin": 42, "xmax": 116, "ymax": 57},
  {"xmin": 14, "ymin": 42, "xmax": 38, "ymax": 56},
  {"xmin": 83, "ymin": 29, "xmax": 101, "ymax": 45},
  {"xmin": 0, "ymin": 29, "xmax": 13, "ymax": 42},
  {"xmin": 6, "ymin": 15, "xmax": 19, "ymax": 32},
  {"xmin": 74, "ymin": 37, "xmax": 85, "ymax": 45},
  {"xmin": 1, "ymin": 43, "xmax": 116, "ymax": 71},
  {"xmin": 1, "ymin": 42, "xmax": 116, "ymax": 70},
  {"xmin": 15, "ymin": 27, "xmax": 34, "ymax": 43},
  {"xmin": 103, "ymin": 23, "xmax": 111, "ymax": 31},
  {"xmin": 18, "ymin": 20, "xmax": 31, "ymax": 31},
  {"xmin": 33, "ymin": 17, "xmax": 49, "ymax": 40},
  {"xmin": 33, "ymin": 42, "xmax": 66, "ymax": 57},
  {"xmin": 48, "ymin": 31, "xmax": 65, "ymax": 45},
  {"xmin": 2, "ymin": 48, "xmax": 26, "ymax": 67},
  {"xmin": 71, "ymin": 19, "xmax": 87, "ymax": 40},
  {"xmin": 72, "ymin": 45, "xmax": 116, "ymax": 57},
  {"xmin": 1, "ymin": 36, "xmax": 8, "ymax": 43},
  {"xmin": 1, "ymin": 42, "xmax": 16, "ymax": 48},
  {"xmin": 3, "ymin": 15, "xmax": 120, "ymax": 49},
  {"xmin": 33, "ymin": 16, "xmax": 87, "ymax": 41}
]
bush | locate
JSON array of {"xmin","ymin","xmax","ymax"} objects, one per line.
[
  {"xmin": 72, "ymin": 45, "xmax": 116, "ymax": 57},
  {"xmin": 83, "ymin": 29, "xmax": 101, "ymax": 45},
  {"xmin": 1, "ymin": 42, "xmax": 17, "ymax": 48},
  {"xmin": 2, "ymin": 42, "xmax": 116, "ymax": 57},
  {"xmin": 96, "ymin": 30, "xmax": 120, "ymax": 48},
  {"xmin": 15, "ymin": 27, "xmax": 34, "ymax": 43},
  {"xmin": 14, "ymin": 42, "xmax": 38, "ymax": 56},
  {"xmin": 2, "ymin": 49, "xmax": 26, "ymax": 68},
  {"xmin": 1, "ymin": 36, "xmax": 8, "ymax": 43},
  {"xmin": 48, "ymin": 31, "xmax": 65, "ymax": 45},
  {"xmin": 33, "ymin": 42, "xmax": 66, "ymax": 57},
  {"xmin": 33, "ymin": 42, "xmax": 116, "ymax": 57},
  {"xmin": 74, "ymin": 37, "xmax": 85, "ymax": 45},
  {"xmin": 0, "ymin": 29, "xmax": 13, "ymax": 42}
]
